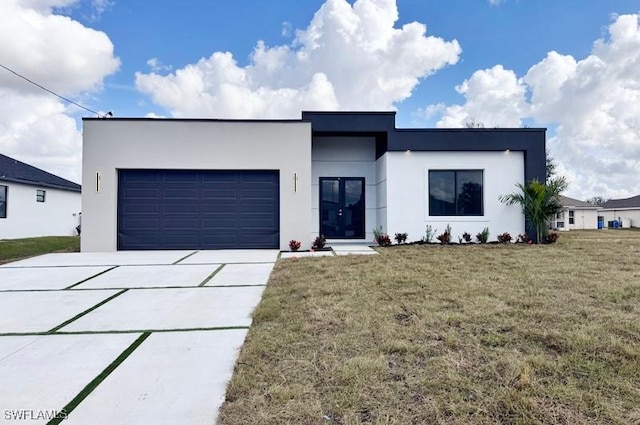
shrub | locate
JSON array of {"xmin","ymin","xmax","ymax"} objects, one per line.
[
  {"xmin": 462, "ymin": 232, "xmax": 472, "ymax": 243},
  {"xmin": 394, "ymin": 232, "xmax": 408, "ymax": 244},
  {"xmin": 421, "ymin": 225, "xmax": 437, "ymax": 243},
  {"xmin": 497, "ymin": 232, "xmax": 512, "ymax": 243},
  {"xmin": 312, "ymin": 235, "xmax": 326, "ymax": 250},
  {"xmin": 546, "ymin": 232, "xmax": 559, "ymax": 244},
  {"xmin": 377, "ymin": 234, "xmax": 392, "ymax": 247},
  {"xmin": 476, "ymin": 227, "xmax": 490, "ymax": 244},
  {"xmin": 517, "ymin": 233, "xmax": 530, "ymax": 244},
  {"xmin": 437, "ymin": 224, "xmax": 452, "ymax": 244},
  {"xmin": 289, "ymin": 240, "xmax": 302, "ymax": 251},
  {"xmin": 373, "ymin": 226, "xmax": 392, "ymax": 247}
]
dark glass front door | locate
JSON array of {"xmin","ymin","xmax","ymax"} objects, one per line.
[{"xmin": 320, "ymin": 177, "xmax": 365, "ymax": 239}]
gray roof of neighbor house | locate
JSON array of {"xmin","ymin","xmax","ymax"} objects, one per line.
[
  {"xmin": 601, "ymin": 194, "xmax": 640, "ymax": 210},
  {"xmin": 0, "ymin": 153, "xmax": 81, "ymax": 193},
  {"xmin": 559, "ymin": 195, "xmax": 600, "ymax": 209}
]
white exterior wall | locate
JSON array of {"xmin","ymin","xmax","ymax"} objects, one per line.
[
  {"xmin": 311, "ymin": 137, "xmax": 377, "ymax": 242},
  {"xmin": 0, "ymin": 182, "xmax": 81, "ymax": 239},
  {"xmin": 554, "ymin": 208, "xmax": 600, "ymax": 230},
  {"xmin": 376, "ymin": 155, "xmax": 387, "ymax": 239},
  {"xmin": 82, "ymin": 120, "xmax": 312, "ymax": 252},
  {"xmin": 600, "ymin": 209, "xmax": 640, "ymax": 228},
  {"xmin": 384, "ymin": 151, "xmax": 525, "ymax": 242}
]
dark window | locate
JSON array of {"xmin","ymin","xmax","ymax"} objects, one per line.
[
  {"xmin": 37, "ymin": 189, "xmax": 46, "ymax": 203},
  {"xmin": 569, "ymin": 210, "xmax": 574, "ymax": 225},
  {"xmin": 557, "ymin": 221, "xmax": 565, "ymax": 228},
  {"xmin": 0, "ymin": 185, "xmax": 6, "ymax": 218},
  {"xmin": 429, "ymin": 170, "xmax": 483, "ymax": 216}
]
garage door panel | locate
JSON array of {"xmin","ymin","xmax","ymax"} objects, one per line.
[
  {"xmin": 164, "ymin": 173, "xmax": 200, "ymax": 183},
  {"xmin": 164, "ymin": 188, "xmax": 199, "ymax": 199},
  {"xmin": 164, "ymin": 204, "xmax": 199, "ymax": 213},
  {"xmin": 124, "ymin": 188, "xmax": 161, "ymax": 199},
  {"xmin": 121, "ymin": 219, "xmax": 160, "ymax": 230},
  {"xmin": 202, "ymin": 204, "xmax": 237, "ymax": 213},
  {"xmin": 123, "ymin": 204, "xmax": 160, "ymax": 214},
  {"xmin": 118, "ymin": 170, "xmax": 279, "ymax": 250}
]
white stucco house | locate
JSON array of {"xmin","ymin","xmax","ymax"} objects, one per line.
[
  {"xmin": 0, "ymin": 153, "xmax": 81, "ymax": 239},
  {"xmin": 552, "ymin": 195, "xmax": 602, "ymax": 230},
  {"xmin": 600, "ymin": 195, "xmax": 640, "ymax": 228},
  {"xmin": 81, "ymin": 112, "xmax": 546, "ymax": 251}
]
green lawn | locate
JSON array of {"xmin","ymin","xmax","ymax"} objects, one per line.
[
  {"xmin": 0, "ymin": 236, "xmax": 80, "ymax": 265},
  {"xmin": 218, "ymin": 230, "xmax": 640, "ymax": 425}
]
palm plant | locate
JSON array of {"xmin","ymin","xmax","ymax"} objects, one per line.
[{"xmin": 500, "ymin": 178, "xmax": 567, "ymax": 243}]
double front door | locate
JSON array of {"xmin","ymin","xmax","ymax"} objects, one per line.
[{"xmin": 320, "ymin": 177, "xmax": 365, "ymax": 239}]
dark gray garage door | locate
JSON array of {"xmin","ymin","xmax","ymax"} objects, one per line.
[{"xmin": 118, "ymin": 170, "xmax": 279, "ymax": 250}]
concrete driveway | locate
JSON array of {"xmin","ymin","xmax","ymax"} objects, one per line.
[{"xmin": 0, "ymin": 250, "xmax": 278, "ymax": 424}]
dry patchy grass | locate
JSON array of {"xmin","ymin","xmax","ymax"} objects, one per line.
[{"xmin": 218, "ymin": 230, "xmax": 640, "ymax": 425}]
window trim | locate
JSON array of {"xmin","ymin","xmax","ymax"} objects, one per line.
[
  {"xmin": 36, "ymin": 189, "xmax": 46, "ymax": 203},
  {"xmin": 428, "ymin": 169, "xmax": 484, "ymax": 217},
  {"xmin": 0, "ymin": 185, "xmax": 6, "ymax": 219}
]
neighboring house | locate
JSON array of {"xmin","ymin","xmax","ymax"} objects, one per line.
[
  {"xmin": 0, "ymin": 153, "xmax": 81, "ymax": 239},
  {"xmin": 81, "ymin": 112, "xmax": 545, "ymax": 251},
  {"xmin": 552, "ymin": 195, "xmax": 602, "ymax": 230},
  {"xmin": 600, "ymin": 195, "xmax": 640, "ymax": 228}
]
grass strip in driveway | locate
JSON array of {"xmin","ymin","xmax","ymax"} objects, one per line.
[
  {"xmin": 217, "ymin": 230, "xmax": 640, "ymax": 425},
  {"xmin": 199, "ymin": 264, "xmax": 224, "ymax": 286},
  {"xmin": 47, "ymin": 332, "xmax": 151, "ymax": 425},
  {"xmin": 64, "ymin": 266, "xmax": 119, "ymax": 289},
  {"xmin": 172, "ymin": 251, "xmax": 199, "ymax": 264},
  {"xmin": 48, "ymin": 290, "xmax": 129, "ymax": 333}
]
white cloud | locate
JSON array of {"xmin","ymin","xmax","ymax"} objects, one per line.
[
  {"xmin": 0, "ymin": 0, "xmax": 119, "ymax": 183},
  {"xmin": 146, "ymin": 58, "xmax": 172, "ymax": 73},
  {"xmin": 424, "ymin": 13, "xmax": 640, "ymax": 200},
  {"xmin": 136, "ymin": 0, "xmax": 461, "ymax": 119}
]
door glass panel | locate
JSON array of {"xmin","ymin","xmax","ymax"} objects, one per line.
[
  {"xmin": 344, "ymin": 180, "xmax": 364, "ymax": 238},
  {"xmin": 321, "ymin": 179, "xmax": 340, "ymax": 238}
]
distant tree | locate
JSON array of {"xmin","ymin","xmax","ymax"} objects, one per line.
[
  {"xmin": 464, "ymin": 117, "xmax": 485, "ymax": 128},
  {"xmin": 546, "ymin": 151, "xmax": 557, "ymax": 183},
  {"xmin": 586, "ymin": 196, "xmax": 607, "ymax": 206}
]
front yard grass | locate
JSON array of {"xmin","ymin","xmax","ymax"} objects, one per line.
[
  {"xmin": 218, "ymin": 230, "xmax": 640, "ymax": 425},
  {"xmin": 0, "ymin": 236, "xmax": 80, "ymax": 264}
]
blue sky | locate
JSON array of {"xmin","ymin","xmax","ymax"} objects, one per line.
[
  {"xmin": 1, "ymin": 0, "xmax": 639, "ymax": 198},
  {"xmin": 78, "ymin": 0, "xmax": 639, "ymax": 126}
]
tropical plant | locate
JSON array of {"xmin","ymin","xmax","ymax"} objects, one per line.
[
  {"xmin": 476, "ymin": 227, "xmax": 490, "ymax": 244},
  {"xmin": 373, "ymin": 226, "xmax": 392, "ymax": 247},
  {"xmin": 312, "ymin": 235, "xmax": 326, "ymax": 250},
  {"xmin": 421, "ymin": 225, "xmax": 437, "ymax": 243},
  {"xmin": 289, "ymin": 240, "xmax": 302, "ymax": 251},
  {"xmin": 436, "ymin": 224, "xmax": 452, "ymax": 244},
  {"xmin": 500, "ymin": 178, "xmax": 568, "ymax": 244},
  {"xmin": 394, "ymin": 232, "xmax": 408, "ymax": 244},
  {"xmin": 497, "ymin": 232, "xmax": 512, "ymax": 243},
  {"xmin": 546, "ymin": 232, "xmax": 559, "ymax": 243}
]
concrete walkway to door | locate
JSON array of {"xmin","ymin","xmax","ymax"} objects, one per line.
[{"xmin": 0, "ymin": 250, "xmax": 278, "ymax": 425}]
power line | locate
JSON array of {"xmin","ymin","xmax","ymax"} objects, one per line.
[{"xmin": 0, "ymin": 63, "xmax": 109, "ymax": 118}]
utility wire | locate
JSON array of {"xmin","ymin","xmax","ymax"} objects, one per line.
[{"xmin": 0, "ymin": 63, "xmax": 108, "ymax": 118}]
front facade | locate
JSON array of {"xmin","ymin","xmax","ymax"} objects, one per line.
[
  {"xmin": 0, "ymin": 154, "xmax": 81, "ymax": 239},
  {"xmin": 600, "ymin": 195, "xmax": 640, "ymax": 228},
  {"xmin": 82, "ymin": 112, "xmax": 545, "ymax": 251},
  {"xmin": 552, "ymin": 195, "xmax": 601, "ymax": 230}
]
